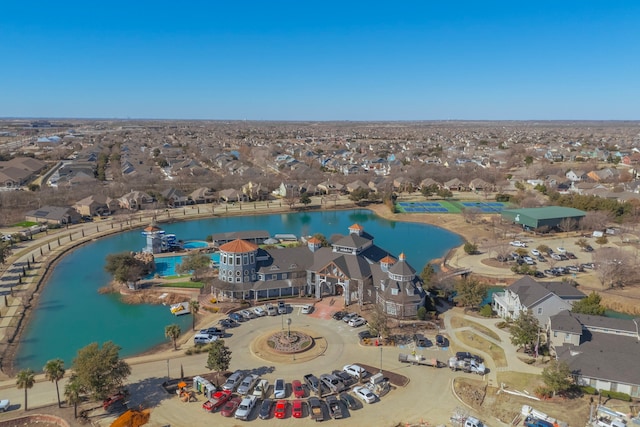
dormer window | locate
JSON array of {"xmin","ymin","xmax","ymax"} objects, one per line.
[{"xmin": 391, "ymin": 288, "xmax": 399, "ymax": 296}]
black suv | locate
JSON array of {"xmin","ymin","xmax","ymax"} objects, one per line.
[
  {"xmin": 456, "ymin": 351, "xmax": 483, "ymax": 363},
  {"xmin": 435, "ymin": 334, "xmax": 448, "ymax": 347},
  {"xmin": 413, "ymin": 333, "xmax": 429, "ymax": 347}
]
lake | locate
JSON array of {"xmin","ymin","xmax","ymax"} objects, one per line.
[{"xmin": 15, "ymin": 209, "xmax": 462, "ymax": 370}]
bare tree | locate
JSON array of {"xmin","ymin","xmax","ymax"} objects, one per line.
[{"xmin": 558, "ymin": 218, "xmax": 577, "ymax": 234}]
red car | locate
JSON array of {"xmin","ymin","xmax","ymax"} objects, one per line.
[
  {"xmin": 292, "ymin": 399, "xmax": 304, "ymax": 418},
  {"xmin": 292, "ymin": 380, "xmax": 305, "ymax": 398},
  {"xmin": 220, "ymin": 396, "xmax": 242, "ymax": 417},
  {"xmin": 274, "ymin": 399, "xmax": 288, "ymax": 419},
  {"xmin": 202, "ymin": 389, "xmax": 231, "ymax": 412}
]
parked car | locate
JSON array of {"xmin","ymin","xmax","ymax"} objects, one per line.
[
  {"xmin": 530, "ymin": 249, "xmax": 540, "ymax": 256},
  {"xmin": 253, "ymin": 379, "xmax": 269, "ymax": 397},
  {"xmin": 222, "ymin": 370, "xmax": 245, "ymax": 391},
  {"xmin": 277, "ymin": 300, "xmax": 287, "ymax": 314},
  {"xmin": 510, "ymin": 241, "xmax": 527, "ymax": 247},
  {"xmin": 253, "ymin": 306, "xmax": 266, "ymax": 317},
  {"xmin": 273, "ymin": 378, "xmax": 286, "ymax": 398},
  {"xmin": 533, "ymin": 270, "xmax": 546, "ymax": 278},
  {"xmin": 236, "ymin": 374, "xmax": 259, "ymax": 395},
  {"xmin": 326, "ymin": 395, "xmax": 343, "ymax": 419},
  {"xmin": 239, "ymin": 309, "xmax": 254, "ymax": 320},
  {"xmin": 566, "ymin": 252, "xmax": 577, "ymax": 259},
  {"xmin": 537, "ymin": 255, "xmax": 546, "ymax": 262},
  {"xmin": 229, "ymin": 312, "xmax": 244, "ymax": 322},
  {"xmin": 332, "ymin": 310, "xmax": 347, "ymax": 320},
  {"xmin": 200, "ymin": 327, "xmax": 225, "ymax": 336},
  {"xmin": 292, "ymin": 399, "xmax": 304, "ymax": 418},
  {"xmin": 339, "ymin": 392, "xmax": 358, "ymax": 410},
  {"xmin": 343, "ymin": 364, "xmax": 367, "ymax": 378},
  {"xmin": 332, "ymin": 370, "xmax": 357, "ymax": 387},
  {"xmin": 274, "ymin": 399, "xmax": 288, "ymax": 419},
  {"xmin": 436, "ymin": 334, "xmax": 448, "ymax": 347},
  {"xmin": 348, "ymin": 317, "xmax": 367, "ymax": 327},
  {"xmin": 219, "ymin": 318, "xmax": 238, "ymax": 328},
  {"xmin": 413, "ymin": 333, "xmax": 429, "ymax": 347},
  {"xmin": 456, "ymin": 351, "xmax": 483, "ymax": 363},
  {"xmin": 358, "ymin": 330, "xmax": 374, "ymax": 340},
  {"xmin": 556, "ymin": 247, "xmax": 566, "ymax": 253},
  {"xmin": 301, "ymin": 304, "xmax": 313, "ymax": 314},
  {"xmin": 0, "ymin": 399, "xmax": 9, "ymax": 412},
  {"xmin": 220, "ymin": 396, "xmax": 242, "ymax": 417},
  {"xmin": 342, "ymin": 312, "xmax": 358, "ymax": 323},
  {"xmin": 303, "ymin": 374, "xmax": 320, "ymax": 394},
  {"xmin": 292, "ymin": 379, "xmax": 305, "ymax": 398},
  {"xmin": 523, "ymin": 256, "xmax": 535, "ymax": 265},
  {"xmin": 583, "ymin": 245, "xmax": 594, "ymax": 252},
  {"xmin": 258, "ymin": 398, "xmax": 273, "ymax": 419},
  {"xmin": 353, "ymin": 386, "xmax": 376, "ymax": 404},
  {"xmin": 265, "ymin": 303, "xmax": 278, "ymax": 316},
  {"xmin": 234, "ymin": 395, "xmax": 257, "ymax": 420},
  {"xmin": 550, "ymin": 253, "xmax": 562, "ymax": 261}
]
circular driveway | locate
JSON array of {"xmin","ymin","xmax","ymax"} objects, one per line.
[{"xmin": 124, "ymin": 303, "xmax": 476, "ymax": 426}]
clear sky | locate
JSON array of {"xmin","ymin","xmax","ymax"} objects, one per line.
[{"xmin": 1, "ymin": 1, "xmax": 638, "ymax": 120}]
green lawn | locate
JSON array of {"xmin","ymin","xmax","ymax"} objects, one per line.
[{"xmin": 12, "ymin": 221, "xmax": 39, "ymax": 228}]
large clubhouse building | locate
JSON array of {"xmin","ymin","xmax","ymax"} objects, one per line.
[{"xmin": 210, "ymin": 224, "xmax": 426, "ymax": 319}]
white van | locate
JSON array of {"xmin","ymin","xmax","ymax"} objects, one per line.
[{"xmin": 193, "ymin": 333, "xmax": 217, "ymax": 345}]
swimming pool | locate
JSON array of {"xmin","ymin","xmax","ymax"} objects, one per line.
[
  {"xmin": 154, "ymin": 252, "xmax": 220, "ymax": 277},
  {"xmin": 183, "ymin": 240, "xmax": 209, "ymax": 249}
]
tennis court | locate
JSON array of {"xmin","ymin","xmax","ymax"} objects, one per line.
[{"xmin": 397, "ymin": 200, "xmax": 509, "ymax": 214}]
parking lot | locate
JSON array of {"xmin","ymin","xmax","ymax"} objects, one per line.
[{"xmin": 104, "ymin": 300, "xmax": 471, "ymax": 426}]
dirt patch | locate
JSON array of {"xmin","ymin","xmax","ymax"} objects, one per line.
[
  {"xmin": 454, "ymin": 377, "xmax": 591, "ymax": 426},
  {"xmin": 449, "ymin": 317, "xmax": 501, "ymax": 342},
  {"xmin": 358, "ymin": 363, "xmax": 410, "ymax": 387}
]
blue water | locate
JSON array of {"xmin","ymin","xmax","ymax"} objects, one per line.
[
  {"xmin": 16, "ymin": 209, "xmax": 461, "ymax": 371},
  {"xmin": 155, "ymin": 253, "xmax": 220, "ymax": 276},
  {"xmin": 183, "ymin": 240, "xmax": 208, "ymax": 249}
]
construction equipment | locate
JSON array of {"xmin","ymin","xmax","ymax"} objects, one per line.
[{"xmin": 110, "ymin": 408, "xmax": 150, "ymax": 427}]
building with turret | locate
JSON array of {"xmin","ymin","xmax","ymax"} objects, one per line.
[{"xmin": 211, "ymin": 224, "xmax": 425, "ymax": 319}]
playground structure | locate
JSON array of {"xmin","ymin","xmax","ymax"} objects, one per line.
[{"xmin": 177, "ymin": 381, "xmax": 197, "ymax": 403}]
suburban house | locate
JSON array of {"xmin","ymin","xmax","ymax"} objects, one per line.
[
  {"xmin": 492, "ymin": 276, "xmax": 585, "ymax": 325},
  {"xmin": 161, "ymin": 188, "xmax": 190, "ymax": 207},
  {"xmin": 0, "ymin": 157, "xmax": 47, "ymax": 189},
  {"xmin": 209, "ymin": 224, "xmax": 426, "ymax": 319},
  {"xmin": 189, "ymin": 187, "xmax": 216, "ymax": 204},
  {"xmin": 25, "ymin": 205, "xmax": 82, "ymax": 225},
  {"xmin": 548, "ymin": 310, "xmax": 640, "ymax": 399},
  {"xmin": 73, "ymin": 195, "xmax": 114, "ymax": 217},
  {"xmin": 118, "ymin": 191, "xmax": 154, "ymax": 211}
]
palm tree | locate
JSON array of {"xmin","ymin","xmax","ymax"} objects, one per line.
[
  {"xmin": 190, "ymin": 299, "xmax": 200, "ymax": 331},
  {"xmin": 16, "ymin": 368, "xmax": 35, "ymax": 411},
  {"xmin": 43, "ymin": 358, "xmax": 65, "ymax": 408},
  {"xmin": 165, "ymin": 324, "xmax": 181, "ymax": 350},
  {"xmin": 64, "ymin": 376, "xmax": 82, "ymax": 419}
]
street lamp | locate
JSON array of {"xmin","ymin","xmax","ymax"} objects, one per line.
[
  {"xmin": 166, "ymin": 359, "xmax": 170, "ymax": 380},
  {"xmin": 287, "ymin": 318, "xmax": 292, "ymax": 338},
  {"xmin": 379, "ymin": 343, "xmax": 383, "ymax": 374}
]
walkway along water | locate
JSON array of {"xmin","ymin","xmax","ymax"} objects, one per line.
[{"xmin": 3, "ymin": 201, "xmax": 462, "ymax": 373}]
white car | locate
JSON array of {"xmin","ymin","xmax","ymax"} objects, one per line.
[
  {"xmin": 253, "ymin": 306, "xmax": 266, "ymax": 317},
  {"xmin": 348, "ymin": 317, "xmax": 367, "ymax": 327},
  {"xmin": 343, "ymin": 364, "xmax": 367, "ymax": 378},
  {"xmin": 0, "ymin": 399, "xmax": 9, "ymax": 412},
  {"xmin": 509, "ymin": 241, "xmax": 527, "ymax": 247},
  {"xmin": 239, "ymin": 309, "xmax": 255, "ymax": 320},
  {"xmin": 265, "ymin": 304, "xmax": 278, "ymax": 316},
  {"xmin": 301, "ymin": 304, "xmax": 313, "ymax": 314},
  {"xmin": 522, "ymin": 256, "xmax": 535, "ymax": 265},
  {"xmin": 557, "ymin": 247, "xmax": 567, "ymax": 253},
  {"xmin": 353, "ymin": 386, "xmax": 376, "ymax": 404},
  {"xmin": 252, "ymin": 379, "xmax": 269, "ymax": 397},
  {"xmin": 530, "ymin": 249, "xmax": 540, "ymax": 256},
  {"xmin": 235, "ymin": 395, "xmax": 257, "ymax": 420},
  {"xmin": 273, "ymin": 378, "xmax": 286, "ymax": 398},
  {"xmin": 342, "ymin": 312, "xmax": 358, "ymax": 323}
]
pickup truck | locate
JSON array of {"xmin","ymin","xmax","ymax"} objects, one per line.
[
  {"xmin": 308, "ymin": 396, "xmax": 325, "ymax": 422},
  {"xmin": 524, "ymin": 417, "xmax": 555, "ymax": 427},
  {"xmin": 448, "ymin": 357, "xmax": 487, "ymax": 375},
  {"xmin": 202, "ymin": 389, "xmax": 232, "ymax": 412},
  {"xmin": 326, "ymin": 395, "xmax": 343, "ymax": 419},
  {"xmin": 304, "ymin": 373, "xmax": 321, "ymax": 395}
]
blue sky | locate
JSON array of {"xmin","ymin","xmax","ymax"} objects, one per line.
[{"xmin": 1, "ymin": 1, "xmax": 638, "ymax": 120}]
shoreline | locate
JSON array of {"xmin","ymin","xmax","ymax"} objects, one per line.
[{"xmin": 1, "ymin": 201, "xmax": 476, "ymax": 377}]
